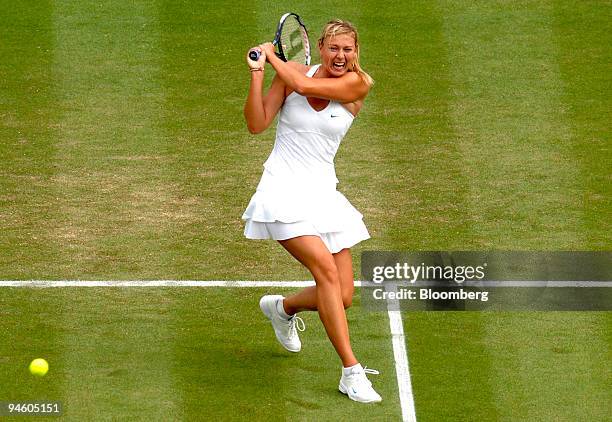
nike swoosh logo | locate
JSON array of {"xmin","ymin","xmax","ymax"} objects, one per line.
[{"xmin": 330, "ymin": 115, "xmax": 339, "ymax": 118}]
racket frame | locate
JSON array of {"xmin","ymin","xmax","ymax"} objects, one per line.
[{"xmin": 249, "ymin": 12, "xmax": 311, "ymax": 65}]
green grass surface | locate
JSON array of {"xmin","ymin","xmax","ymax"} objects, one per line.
[
  {"xmin": 405, "ymin": 311, "xmax": 611, "ymax": 421},
  {"xmin": 0, "ymin": 0, "xmax": 610, "ymax": 420}
]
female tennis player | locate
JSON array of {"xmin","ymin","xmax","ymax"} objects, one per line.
[{"xmin": 242, "ymin": 19, "xmax": 381, "ymax": 403}]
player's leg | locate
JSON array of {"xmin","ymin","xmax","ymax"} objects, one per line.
[
  {"xmin": 330, "ymin": 249, "xmax": 382, "ymax": 402},
  {"xmin": 278, "ymin": 239, "xmax": 381, "ymax": 403},
  {"xmin": 333, "ymin": 248, "xmax": 355, "ymax": 309},
  {"xmin": 278, "ymin": 236, "xmax": 357, "ymax": 367},
  {"xmin": 283, "ymin": 247, "xmax": 354, "ymax": 313}
]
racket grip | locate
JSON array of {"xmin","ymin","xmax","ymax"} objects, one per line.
[{"xmin": 249, "ymin": 50, "xmax": 261, "ymax": 61}]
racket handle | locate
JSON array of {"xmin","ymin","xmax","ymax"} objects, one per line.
[{"xmin": 249, "ymin": 50, "xmax": 261, "ymax": 61}]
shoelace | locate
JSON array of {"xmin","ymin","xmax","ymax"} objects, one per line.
[
  {"xmin": 363, "ymin": 367, "xmax": 380, "ymax": 375},
  {"xmin": 288, "ymin": 316, "xmax": 305, "ymax": 337},
  {"xmin": 349, "ymin": 366, "xmax": 380, "ymax": 376},
  {"xmin": 348, "ymin": 366, "xmax": 379, "ymax": 389}
]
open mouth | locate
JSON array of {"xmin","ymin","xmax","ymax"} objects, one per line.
[{"xmin": 332, "ymin": 61, "xmax": 346, "ymax": 71}]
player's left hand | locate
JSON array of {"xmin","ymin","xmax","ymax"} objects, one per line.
[{"xmin": 247, "ymin": 46, "xmax": 265, "ymax": 69}]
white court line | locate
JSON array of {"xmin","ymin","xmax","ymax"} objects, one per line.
[
  {"xmin": 0, "ymin": 280, "xmax": 321, "ymax": 288},
  {"xmin": 360, "ymin": 280, "xmax": 610, "ymax": 288},
  {"xmin": 386, "ymin": 283, "xmax": 418, "ymax": 422},
  {"xmin": 1, "ymin": 280, "xmax": 608, "ymax": 288}
]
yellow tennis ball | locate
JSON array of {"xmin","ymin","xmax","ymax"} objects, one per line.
[{"xmin": 29, "ymin": 358, "xmax": 49, "ymax": 377}]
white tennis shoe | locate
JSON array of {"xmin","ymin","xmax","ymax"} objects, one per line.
[
  {"xmin": 339, "ymin": 364, "xmax": 382, "ymax": 403},
  {"xmin": 259, "ymin": 295, "xmax": 305, "ymax": 353}
]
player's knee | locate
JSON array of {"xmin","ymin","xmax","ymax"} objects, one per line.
[
  {"xmin": 342, "ymin": 292, "xmax": 353, "ymax": 309},
  {"xmin": 315, "ymin": 258, "xmax": 340, "ymax": 286}
]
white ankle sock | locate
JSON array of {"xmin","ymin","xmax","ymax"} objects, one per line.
[
  {"xmin": 343, "ymin": 363, "xmax": 363, "ymax": 376},
  {"xmin": 276, "ymin": 298, "xmax": 292, "ymax": 320}
]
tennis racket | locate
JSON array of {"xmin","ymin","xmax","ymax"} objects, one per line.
[{"xmin": 249, "ymin": 12, "xmax": 311, "ymax": 65}]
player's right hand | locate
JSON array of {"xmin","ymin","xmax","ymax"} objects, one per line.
[{"xmin": 259, "ymin": 43, "xmax": 275, "ymax": 62}]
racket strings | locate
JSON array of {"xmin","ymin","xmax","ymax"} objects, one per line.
[{"xmin": 280, "ymin": 17, "xmax": 306, "ymax": 63}]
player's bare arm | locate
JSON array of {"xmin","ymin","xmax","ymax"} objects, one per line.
[
  {"xmin": 260, "ymin": 42, "xmax": 369, "ymax": 103},
  {"xmin": 244, "ymin": 50, "xmax": 288, "ymax": 134}
]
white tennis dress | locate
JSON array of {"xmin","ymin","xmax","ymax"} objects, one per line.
[{"xmin": 242, "ymin": 64, "xmax": 370, "ymax": 253}]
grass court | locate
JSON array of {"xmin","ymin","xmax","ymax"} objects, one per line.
[{"xmin": 0, "ymin": 1, "xmax": 610, "ymax": 420}]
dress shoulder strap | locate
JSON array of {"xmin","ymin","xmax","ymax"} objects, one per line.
[{"xmin": 306, "ymin": 64, "xmax": 321, "ymax": 78}]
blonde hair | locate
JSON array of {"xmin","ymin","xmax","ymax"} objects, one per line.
[{"xmin": 317, "ymin": 19, "xmax": 373, "ymax": 86}]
